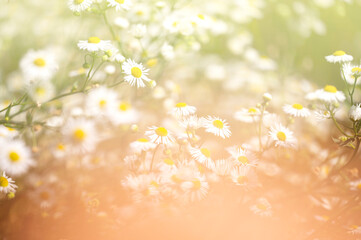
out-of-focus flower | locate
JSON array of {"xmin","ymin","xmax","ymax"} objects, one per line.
[
  {"xmin": 68, "ymin": 0, "xmax": 93, "ymax": 12},
  {"xmin": 283, "ymin": 103, "xmax": 311, "ymax": 118},
  {"xmin": 107, "ymin": 0, "xmax": 131, "ymax": 11},
  {"xmin": 349, "ymin": 103, "xmax": 361, "ymax": 121},
  {"xmin": 77, "ymin": 37, "xmax": 112, "ymax": 52}
]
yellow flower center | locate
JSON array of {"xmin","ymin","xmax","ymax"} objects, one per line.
[
  {"xmin": 324, "ymin": 85, "xmax": 338, "ymax": 93},
  {"xmin": 36, "ymin": 87, "xmax": 46, "ymax": 96},
  {"xmin": 119, "ymin": 102, "xmax": 131, "ymax": 111},
  {"xmin": 248, "ymin": 108, "xmax": 257, "ymax": 114},
  {"xmin": 9, "ymin": 152, "xmax": 20, "ymax": 162},
  {"xmin": 115, "ymin": 0, "xmax": 125, "ymax": 3},
  {"xmin": 131, "ymin": 67, "xmax": 142, "ymax": 78},
  {"xmin": 200, "ymin": 148, "xmax": 211, "ymax": 158},
  {"xmin": 237, "ymin": 176, "xmax": 248, "ymax": 184},
  {"xmin": 33, "ymin": 58, "xmax": 46, "ymax": 67},
  {"xmin": 163, "ymin": 158, "xmax": 174, "ymax": 165},
  {"xmin": 99, "ymin": 100, "xmax": 107, "ymax": 108},
  {"xmin": 146, "ymin": 58, "xmax": 158, "ymax": 67},
  {"xmin": 292, "ymin": 103, "xmax": 303, "ymax": 110},
  {"xmin": 332, "ymin": 50, "xmax": 345, "ymax": 56},
  {"xmin": 176, "ymin": 102, "xmax": 187, "ymax": 108},
  {"xmin": 352, "ymin": 67, "xmax": 361, "ymax": 74},
  {"xmin": 357, "ymin": 183, "xmax": 361, "ymax": 190},
  {"xmin": 137, "ymin": 138, "xmax": 149, "ymax": 142},
  {"xmin": 0, "ymin": 177, "xmax": 9, "ymax": 187},
  {"xmin": 171, "ymin": 174, "xmax": 182, "ymax": 183},
  {"xmin": 74, "ymin": 0, "xmax": 84, "ymax": 4},
  {"xmin": 257, "ymin": 203, "xmax": 268, "ymax": 211},
  {"xmin": 351, "ymin": 225, "xmax": 359, "ymax": 229},
  {"xmin": 192, "ymin": 179, "xmax": 201, "ymax": 190},
  {"xmin": 212, "ymin": 120, "xmax": 224, "ymax": 129},
  {"xmin": 155, "ymin": 127, "xmax": 168, "ymax": 137},
  {"xmin": 40, "ymin": 191, "xmax": 50, "ymax": 200},
  {"xmin": 57, "ymin": 144, "xmax": 65, "ymax": 151},
  {"xmin": 88, "ymin": 37, "xmax": 101, "ymax": 44},
  {"xmin": 150, "ymin": 180, "xmax": 159, "ymax": 188},
  {"xmin": 73, "ymin": 129, "xmax": 86, "ymax": 141},
  {"xmin": 238, "ymin": 156, "xmax": 249, "ymax": 164},
  {"xmin": 92, "ymin": 157, "xmax": 100, "ymax": 164},
  {"xmin": 198, "ymin": 14, "xmax": 205, "ymax": 20},
  {"xmin": 277, "ymin": 131, "xmax": 286, "ymax": 142}
]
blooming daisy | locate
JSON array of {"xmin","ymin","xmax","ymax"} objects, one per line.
[
  {"xmin": 341, "ymin": 63, "xmax": 361, "ymax": 85},
  {"xmin": 130, "ymin": 138, "xmax": 156, "ymax": 153},
  {"xmin": 189, "ymin": 147, "xmax": 214, "ymax": 169},
  {"xmin": 110, "ymin": 101, "xmax": 139, "ymax": 125},
  {"xmin": 122, "ymin": 174, "xmax": 161, "ymax": 203},
  {"xmin": 314, "ymin": 109, "xmax": 331, "ymax": 121},
  {"xmin": 157, "ymin": 158, "xmax": 177, "ymax": 172},
  {"xmin": 68, "ymin": 0, "xmax": 93, "ymax": 12},
  {"xmin": 107, "ymin": 0, "xmax": 131, "ymax": 11},
  {"xmin": 349, "ymin": 103, "xmax": 361, "ymax": 121},
  {"xmin": 234, "ymin": 107, "xmax": 261, "ymax": 123},
  {"xmin": 325, "ymin": 50, "xmax": 353, "ymax": 63},
  {"xmin": 231, "ymin": 149, "xmax": 258, "ymax": 167},
  {"xmin": 170, "ymin": 102, "xmax": 197, "ymax": 118},
  {"xmin": 145, "ymin": 126, "xmax": 175, "ymax": 145},
  {"xmin": 0, "ymin": 139, "xmax": 35, "ymax": 176},
  {"xmin": 283, "ymin": 103, "xmax": 311, "ymax": 118},
  {"xmin": 30, "ymin": 185, "xmax": 56, "ymax": 208},
  {"xmin": 349, "ymin": 179, "xmax": 361, "ymax": 191},
  {"xmin": 0, "ymin": 172, "xmax": 17, "ymax": 194},
  {"xmin": 20, "ymin": 49, "xmax": 58, "ymax": 82},
  {"xmin": 85, "ymin": 86, "xmax": 118, "ymax": 116},
  {"xmin": 77, "ymin": 37, "xmax": 112, "ymax": 52},
  {"xmin": 307, "ymin": 85, "xmax": 346, "ymax": 103},
  {"xmin": 0, "ymin": 126, "xmax": 19, "ymax": 139},
  {"xmin": 203, "ymin": 116, "xmax": 231, "ymax": 139},
  {"xmin": 27, "ymin": 80, "xmax": 55, "ymax": 104},
  {"xmin": 62, "ymin": 118, "xmax": 98, "ymax": 152},
  {"xmin": 250, "ymin": 197, "xmax": 272, "ymax": 217},
  {"xmin": 122, "ymin": 59, "xmax": 151, "ymax": 88},
  {"xmin": 181, "ymin": 176, "xmax": 209, "ymax": 202},
  {"xmin": 269, "ymin": 124, "xmax": 297, "ymax": 148},
  {"xmin": 230, "ymin": 166, "xmax": 257, "ymax": 188},
  {"xmin": 348, "ymin": 225, "xmax": 361, "ymax": 235}
]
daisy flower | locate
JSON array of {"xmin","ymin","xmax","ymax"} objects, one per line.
[
  {"xmin": 122, "ymin": 59, "xmax": 151, "ymax": 88},
  {"xmin": 107, "ymin": 0, "xmax": 131, "ymax": 11},
  {"xmin": 349, "ymin": 179, "xmax": 361, "ymax": 191},
  {"xmin": 203, "ymin": 116, "xmax": 231, "ymax": 139},
  {"xmin": 130, "ymin": 138, "xmax": 156, "ymax": 153},
  {"xmin": 110, "ymin": 101, "xmax": 139, "ymax": 125},
  {"xmin": 27, "ymin": 80, "xmax": 55, "ymax": 104},
  {"xmin": 62, "ymin": 118, "xmax": 98, "ymax": 152},
  {"xmin": 269, "ymin": 124, "xmax": 297, "ymax": 148},
  {"xmin": 348, "ymin": 225, "xmax": 361, "ymax": 235},
  {"xmin": 314, "ymin": 109, "xmax": 331, "ymax": 121},
  {"xmin": 0, "ymin": 172, "xmax": 17, "ymax": 194},
  {"xmin": 30, "ymin": 186, "xmax": 56, "ymax": 208},
  {"xmin": 349, "ymin": 103, "xmax": 361, "ymax": 121},
  {"xmin": 145, "ymin": 126, "xmax": 175, "ymax": 145},
  {"xmin": 170, "ymin": 102, "xmax": 197, "ymax": 118},
  {"xmin": 20, "ymin": 49, "xmax": 58, "ymax": 82},
  {"xmin": 341, "ymin": 63, "xmax": 361, "ymax": 85},
  {"xmin": 231, "ymin": 149, "xmax": 258, "ymax": 167},
  {"xmin": 307, "ymin": 85, "xmax": 346, "ymax": 103},
  {"xmin": 68, "ymin": 0, "xmax": 93, "ymax": 12},
  {"xmin": 325, "ymin": 50, "xmax": 353, "ymax": 63},
  {"xmin": 85, "ymin": 86, "xmax": 118, "ymax": 116},
  {"xmin": 181, "ymin": 176, "xmax": 209, "ymax": 202},
  {"xmin": 283, "ymin": 103, "xmax": 311, "ymax": 118},
  {"xmin": 157, "ymin": 158, "xmax": 177, "ymax": 172},
  {"xmin": 122, "ymin": 174, "xmax": 161, "ymax": 203},
  {"xmin": 234, "ymin": 107, "xmax": 261, "ymax": 123},
  {"xmin": 77, "ymin": 37, "xmax": 112, "ymax": 52},
  {"xmin": 189, "ymin": 147, "xmax": 213, "ymax": 169},
  {"xmin": 0, "ymin": 139, "xmax": 35, "ymax": 176},
  {"xmin": 230, "ymin": 166, "xmax": 258, "ymax": 188},
  {"xmin": 250, "ymin": 197, "xmax": 272, "ymax": 217},
  {"xmin": 0, "ymin": 126, "xmax": 19, "ymax": 139}
]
